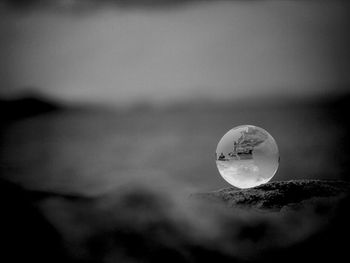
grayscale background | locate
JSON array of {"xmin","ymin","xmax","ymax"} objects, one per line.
[{"xmin": 0, "ymin": 1, "xmax": 349, "ymax": 262}]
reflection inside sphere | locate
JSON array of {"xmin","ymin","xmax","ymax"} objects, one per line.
[{"xmin": 216, "ymin": 125, "xmax": 279, "ymax": 189}]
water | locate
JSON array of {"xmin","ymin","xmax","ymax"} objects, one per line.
[{"xmin": 0, "ymin": 100, "xmax": 344, "ymax": 195}]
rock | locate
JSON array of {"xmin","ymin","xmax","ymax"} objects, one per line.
[
  {"xmin": 192, "ymin": 179, "xmax": 350, "ymax": 211},
  {"xmin": 191, "ymin": 179, "xmax": 350, "ymax": 262},
  {"xmin": 6, "ymin": 178, "xmax": 348, "ymax": 263}
]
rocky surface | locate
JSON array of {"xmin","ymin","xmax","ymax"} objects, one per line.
[
  {"xmin": 188, "ymin": 179, "xmax": 350, "ymax": 262},
  {"xmin": 193, "ymin": 179, "xmax": 350, "ymax": 210},
  {"xmin": 1, "ymin": 177, "xmax": 350, "ymax": 263}
]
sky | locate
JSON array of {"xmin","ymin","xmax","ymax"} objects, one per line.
[{"xmin": 0, "ymin": 0, "xmax": 349, "ymax": 105}]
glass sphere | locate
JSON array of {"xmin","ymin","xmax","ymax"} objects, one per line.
[{"xmin": 215, "ymin": 125, "xmax": 279, "ymax": 189}]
